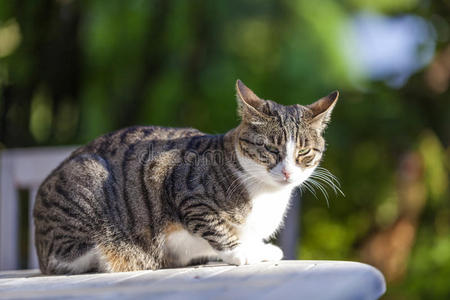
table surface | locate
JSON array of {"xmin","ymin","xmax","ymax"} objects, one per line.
[{"xmin": 0, "ymin": 260, "xmax": 386, "ymax": 300}]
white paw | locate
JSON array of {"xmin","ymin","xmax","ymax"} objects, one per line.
[
  {"xmin": 218, "ymin": 244, "xmax": 259, "ymax": 266},
  {"xmin": 260, "ymin": 243, "xmax": 283, "ymax": 262},
  {"xmin": 218, "ymin": 243, "xmax": 283, "ymax": 266}
]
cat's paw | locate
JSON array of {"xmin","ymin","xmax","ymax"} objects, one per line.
[
  {"xmin": 218, "ymin": 243, "xmax": 283, "ymax": 266},
  {"xmin": 218, "ymin": 244, "xmax": 261, "ymax": 266},
  {"xmin": 259, "ymin": 243, "xmax": 283, "ymax": 262}
]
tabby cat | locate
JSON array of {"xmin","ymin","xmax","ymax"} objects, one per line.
[{"xmin": 33, "ymin": 80, "xmax": 339, "ymax": 274}]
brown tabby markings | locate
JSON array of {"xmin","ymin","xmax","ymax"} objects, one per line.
[
  {"xmin": 99, "ymin": 246, "xmax": 131, "ymax": 273},
  {"xmin": 164, "ymin": 223, "xmax": 183, "ymax": 235}
]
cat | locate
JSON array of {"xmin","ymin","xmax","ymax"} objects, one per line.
[{"xmin": 33, "ymin": 80, "xmax": 339, "ymax": 274}]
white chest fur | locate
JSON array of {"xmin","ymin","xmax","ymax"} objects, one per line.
[
  {"xmin": 237, "ymin": 185, "xmax": 295, "ymax": 242},
  {"xmin": 164, "ymin": 185, "xmax": 296, "ymax": 266}
]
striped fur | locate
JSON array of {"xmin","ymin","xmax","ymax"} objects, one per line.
[{"xmin": 33, "ymin": 80, "xmax": 338, "ymax": 274}]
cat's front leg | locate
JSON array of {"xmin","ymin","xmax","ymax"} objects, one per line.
[
  {"xmin": 180, "ymin": 200, "xmax": 282, "ymax": 265},
  {"xmin": 219, "ymin": 242, "xmax": 283, "ymax": 266},
  {"xmin": 181, "ymin": 202, "xmax": 241, "ymax": 254}
]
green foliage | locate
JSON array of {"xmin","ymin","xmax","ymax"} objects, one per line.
[{"xmin": 0, "ymin": 0, "xmax": 449, "ymax": 298}]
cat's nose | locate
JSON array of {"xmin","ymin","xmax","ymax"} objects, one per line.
[{"xmin": 281, "ymin": 168, "xmax": 290, "ymax": 180}]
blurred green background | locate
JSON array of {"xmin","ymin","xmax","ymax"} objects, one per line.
[{"xmin": 0, "ymin": 0, "xmax": 449, "ymax": 298}]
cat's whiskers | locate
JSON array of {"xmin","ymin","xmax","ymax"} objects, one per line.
[
  {"xmin": 299, "ymin": 167, "xmax": 344, "ymax": 207},
  {"xmin": 311, "ymin": 173, "xmax": 338, "ymax": 194},
  {"xmin": 225, "ymin": 171, "xmax": 248, "ymax": 195},
  {"xmin": 225, "ymin": 171, "xmax": 258, "ymax": 200},
  {"xmin": 314, "ymin": 168, "xmax": 342, "ymax": 186},
  {"xmin": 311, "ymin": 174, "xmax": 344, "ymax": 197},
  {"xmin": 300, "ymin": 181, "xmax": 319, "ymax": 200},
  {"xmin": 316, "ymin": 167, "xmax": 341, "ymax": 182},
  {"xmin": 311, "ymin": 167, "xmax": 345, "ymax": 197},
  {"xmin": 227, "ymin": 175, "xmax": 260, "ymax": 200},
  {"xmin": 225, "ymin": 166, "xmax": 274, "ymax": 200},
  {"xmin": 306, "ymin": 178, "xmax": 330, "ymax": 207},
  {"xmin": 313, "ymin": 171, "xmax": 340, "ymax": 188}
]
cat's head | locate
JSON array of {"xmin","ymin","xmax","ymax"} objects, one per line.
[{"xmin": 235, "ymin": 80, "xmax": 338, "ymax": 188}]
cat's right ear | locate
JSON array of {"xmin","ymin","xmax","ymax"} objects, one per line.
[
  {"xmin": 236, "ymin": 80, "xmax": 269, "ymax": 123},
  {"xmin": 307, "ymin": 91, "xmax": 339, "ymax": 131}
]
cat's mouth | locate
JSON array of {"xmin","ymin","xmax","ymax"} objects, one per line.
[{"xmin": 273, "ymin": 176, "xmax": 294, "ymax": 185}]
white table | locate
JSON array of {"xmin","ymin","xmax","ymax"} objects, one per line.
[{"xmin": 0, "ymin": 260, "xmax": 386, "ymax": 300}]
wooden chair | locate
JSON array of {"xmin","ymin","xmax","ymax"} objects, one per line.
[
  {"xmin": 0, "ymin": 147, "xmax": 77, "ymax": 270},
  {"xmin": 0, "ymin": 147, "xmax": 300, "ymax": 271}
]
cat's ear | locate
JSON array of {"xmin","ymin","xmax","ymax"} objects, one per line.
[
  {"xmin": 307, "ymin": 91, "xmax": 339, "ymax": 131},
  {"xmin": 236, "ymin": 79, "xmax": 269, "ymax": 123}
]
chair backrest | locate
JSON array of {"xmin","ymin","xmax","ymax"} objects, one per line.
[
  {"xmin": 0, "ymin": 146, "xmax": 300, "ymax": 271},
  {"xmin": 0, "ymin": 147, "xmax": 77, "ymax": 270}
]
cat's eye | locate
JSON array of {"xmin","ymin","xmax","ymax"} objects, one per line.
[
  {"xmin": 297, "ymin": 148, "xmax": 310, "ymax": 156},
  {"xmin": 264, "ymin": 144, "xmax": 279, "ymax": 154}
]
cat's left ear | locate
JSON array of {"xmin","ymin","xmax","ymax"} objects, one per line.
[{"xmin": 307, "ymin": 91, "xmax": 339, "ymax": 131}]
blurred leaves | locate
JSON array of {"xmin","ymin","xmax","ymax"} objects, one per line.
[
  {"xmin": 0, "ymin": 18, "xmax": 21, "ymax": 58},
  {"xmin": 29, "ymin": 85, "xmax": 52, "ymax": 142},
  {"xmin": 419, "ymin": 130, "xmax": 449, "ymax": 205},
  {"xmin": 348, "ymin": 0, "xmax": 419, "ymax": 13}
]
